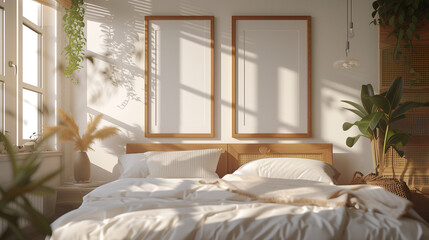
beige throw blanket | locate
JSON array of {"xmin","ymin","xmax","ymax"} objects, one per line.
[{"xmin": 204, "ymin": 174, "xmax": 416, "ymax": 220}]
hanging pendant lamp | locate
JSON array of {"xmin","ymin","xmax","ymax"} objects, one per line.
[{"xmin": 334, "ymin": 0, "xmax": 359, "ymax": 69}]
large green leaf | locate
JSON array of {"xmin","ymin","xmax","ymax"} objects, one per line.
[
  {"xmin": 391, "ymin": 145, "xmax": 405, "ymax": 158},
  {"xmin": 31, "ymin": 186, "xmax": 55, "ymax": 196},
  {"xmin": 390, "ymin": 114, "xmax": 406, "ymax": 123},
  {"xmin": 367, "ymin": 95, "xmax": 391, "ymax": 113},
  {"xmin": 0, "ymin": 210, "xmax": 24, "ymax": 240},
  {"xmin": 385, "ymin": 76, "xmax": 403, "ymax": 109},
  {"xmin": 344, "ymin": 108, "xmax": 367, "ymax": 118},
  {"xmin": 372, "ymin": 1, "xmax": 379, "ymax": 10},
  {"xmin": 386, "ymin": 130, "xmax": 411, "ymax": 148},
  {"xmin": 391, "ymin": 101, "xmax": 428, "ymax": 119},
  {"xmin": 361, "ymin": 84, "xmax": 375, "ymax": 113},
  {"xmin": 0, "ymin": 133, "xmax": 17, "ymax": 175},
  {"xmin": 355, "ymin": 112, "xmax": 384, "ymax": 135},
  {"xmin": 343, "ymin": 122, "xmax": 354, "ymax": 131},
  {"xmin": 4, "ymin": 168, "xmax": 62, "ymax": 202},
  {"xmin": 342, "ymin": 100, "xmax": 368, "ymax": 117},
  {"xmin": 346, "ymin": 135, "xmax": 363, "ymax": 148},
  {"xmin": 19, "ymin": 197, "xmax": 52, "ymax": 236}
]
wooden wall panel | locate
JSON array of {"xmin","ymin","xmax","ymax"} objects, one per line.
[{"xmin": 379, "ymin": 20, "xmax": 429, "ymax": 189}]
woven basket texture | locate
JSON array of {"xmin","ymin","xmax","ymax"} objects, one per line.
[{"xmin": 350, "ymin": 171, "xmax": 411, "ymax": 200}]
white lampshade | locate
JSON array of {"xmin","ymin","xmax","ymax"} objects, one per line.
[{"xmin": 333, "ymin": 56, "xmax": 360, "ymax": 69}]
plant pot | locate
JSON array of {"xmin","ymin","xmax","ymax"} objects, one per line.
[
  {"xmin": 74, "ymin": 152, "xmax": 90, "ymax": 183},
  {"xmin": 350, "ymin": 171, "xmax": 411, "ymax": 199}
]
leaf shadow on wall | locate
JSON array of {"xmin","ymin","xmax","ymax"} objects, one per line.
[{"xmin": 85, "ymin": 0, "xmax": 148, "ymax": 109}]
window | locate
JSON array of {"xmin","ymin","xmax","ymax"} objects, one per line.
[
  {"xmin": 1, "ymin": 0, "xmax": 57, "ymax": 146},
  {"xmin": 21, "ymin": 1, "xmax": 44, "ymax": 140}
]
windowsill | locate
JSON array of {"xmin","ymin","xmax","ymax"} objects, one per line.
[{"xmin": 0, "ymin": 151, "xmax": 63, "ymax": 162}]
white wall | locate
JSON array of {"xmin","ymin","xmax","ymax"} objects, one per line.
[{"xmin": 62, "ymin": 0, "xmax": 379, "ymax": 184}]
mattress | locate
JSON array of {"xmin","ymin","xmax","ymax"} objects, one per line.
[{"xmin": 49, "ymin": 175, "xmax": 429, "ymax": 240}]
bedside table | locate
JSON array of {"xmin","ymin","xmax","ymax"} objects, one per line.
[{"xmin": 54, "ymin": 181, "xmax": 106, "ymax": 218}]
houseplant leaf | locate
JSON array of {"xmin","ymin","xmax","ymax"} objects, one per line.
[
  {"xmin": 355, "ymin": 112, "xmax": 384, "ymax": 134},
  {"xmin": 385, "ymin": 76, "xmax": 403, "ymax": 109},
  {"xmin": 389, "ymin": 114, "xmax": 406, "ymax": 124},
  {"xmin": 391, "ymin": 145, "xmax": 405, "ymax": 158},
  {"xmin": 342, "ymin": 100, "xmax": 368, "ymax": 117},
  {"xmin": 386, "ymin": 131, "xmax": 411, "ymax": 148},
  {"xmin": 342, "ymin": 122, "xmax": 354, "ymax": 131},
  {"xmin": 344, "ymin": 108, "xmax": 367, "ymax": 118},
  {"xmin": 18, "ymin": 197, "xmax": 52, "ymax": 236},
  {"xmin": 371, "ymin": 0, "xmax": 429, "ymax": 57},
  {"xmin": 361, "ymin": 84, "xmax": 375, "ymax": 113},
  {"xmin": 391, "ymin": 101, "xmax": 429, "ymax": 119},
  {"xmin": 367, "ymin": 95, "xmax": 391, "ymax": 114},
  {"xmin": 0, "ymin": 132, "xmax": 61, "ymax": 239},
  {"xmin": 346, "ymin": 135, "xmax": 363, "ymax": 148}
]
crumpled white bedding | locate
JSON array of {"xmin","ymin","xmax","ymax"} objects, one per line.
[{"xmin": 49, "ymin": 175, "xmax": 429, "ymax": 240}]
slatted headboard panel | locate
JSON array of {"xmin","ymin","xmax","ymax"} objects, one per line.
[
  {"xmin": 126, "ymin": 144, "xmax": 229, "ymax": 177},
  {"xmin": 227, "ymin": 144, "xmax": 333, "ymax": 174},
  {"xmin": 126, "ymin": 143, "xmax": 333, "ymax": 178}
]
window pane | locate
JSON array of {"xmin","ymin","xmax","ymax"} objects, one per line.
[
  {"xmin": 23, "ymin": 0, "xmax": 41, "ymax": 26},
  {"xmin": 23, "ymin": 25, "xmax": 40, "ymax": 87},
  {"xmin": 0, "ymin": 8, "xmax": 3, "ymax": 76},
  {"xmin": 23, "ymin": 89, "xmax": 41, "ymax": 139}
]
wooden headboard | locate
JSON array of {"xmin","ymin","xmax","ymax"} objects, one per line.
[{"xmin": 126, "ymin": 143, "xmax": 333, "ymax": 177}]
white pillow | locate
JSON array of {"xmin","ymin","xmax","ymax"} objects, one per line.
[
  {"xmin": 232, "ymin": 158, "xmax": 340, "ymax": 184},
  {"xmin": 118, "ymin": 153, "xmax": 149, "ymax": 178},
  {"xmin": 145, "ymin": 149, "xmax": 222, "ymax": 178}
]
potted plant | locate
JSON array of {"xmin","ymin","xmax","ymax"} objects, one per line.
[
  {"xmin": 371, "ymin": 0, "xmax": 429, "ymax": 57},
  {"xmin": 342, "ymin": 76, "xmax": 428, "ymax": 175},
  {"xmin": 0, "ymin": 132, "xmax": 61, "ymax": 239},
  {"xmin": 44, "ymin": 109, "xmax": 118, "ymax": 183}
]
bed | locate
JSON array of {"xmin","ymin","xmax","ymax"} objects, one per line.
[{"xmin": 49, "ymin": 143, "xmax": 429, "ymax": 239}]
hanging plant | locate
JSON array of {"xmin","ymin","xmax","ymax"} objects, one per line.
[
  {"xmin": 63, "ymin": 0, "xmax": 86, "ymax": 83},
  {"xmin": 371, "ymin": 0, "xmax": 429, "ymax": 57}
]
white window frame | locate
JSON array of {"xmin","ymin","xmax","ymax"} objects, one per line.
[
  {"xmin": 1, "ymin": 0, "xmax": 18, "ymax": 145},
  {"xmin": 1, "ymin": 0, "xmax": 57, "ymax": 147},
  {"xmin": 19, "ymin": 2, "xmax": 45, "ymax": 142}
]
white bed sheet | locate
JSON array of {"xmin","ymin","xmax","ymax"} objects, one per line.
[{"xmin": 50, "ymin": 176, "xmax": 429, "ymax": 240}]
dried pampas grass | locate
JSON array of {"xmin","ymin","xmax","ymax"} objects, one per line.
[{"xmin": 44, "ymin": 109, "xmax": 118, "ymax": 152}]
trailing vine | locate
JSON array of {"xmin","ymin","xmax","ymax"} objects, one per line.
[
  {"xmin": 371, "ymin": 0, "xmax": 429, "ymax": 58},
  {"xmin": 63, "ymin": 0, "xmax": 86, "ymax": 83}
]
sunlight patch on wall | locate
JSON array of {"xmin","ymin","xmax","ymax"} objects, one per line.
[
  {"xmin": 320, "ymin": 81, "xmax": 362, "ymax": 153},
  {"xmin": 277, "ymin": 67, "xmax": 300, "ymax": 131},
  {"xmin": 87, "ymin": 20, "xmax": 104, "ymax": 56}
]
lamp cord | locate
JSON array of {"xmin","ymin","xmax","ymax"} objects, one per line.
[{"xmin": 346, "ymin": 0, "xmax": 349, "ymax": 57}]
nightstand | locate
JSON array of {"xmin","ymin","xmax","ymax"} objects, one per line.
[{"xmin": 54, "ymin": 181, "xmax": 106, "ymax": 218}]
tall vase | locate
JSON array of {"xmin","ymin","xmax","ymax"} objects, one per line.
[{"xmin": 74, "ymin": 152, "xmax": 90, "ymax": 183}]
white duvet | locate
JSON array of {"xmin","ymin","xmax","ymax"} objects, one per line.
[{"xmin": 50, "ymin": 175, "xmax": 429, "ymax": 240}]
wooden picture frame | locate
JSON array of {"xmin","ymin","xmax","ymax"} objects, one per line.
[
  {"xmin": 232, "ymin": 16, "xmax": 311, "ymax": 138},
  {"xmin": 145, "ymin": 16, "xmax": 215, "ymax": 138}
]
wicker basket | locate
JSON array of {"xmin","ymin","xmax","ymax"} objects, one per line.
[{"xmin": 350, "ymin": 171, "xmax": 411, "ymax": 200}]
